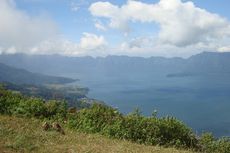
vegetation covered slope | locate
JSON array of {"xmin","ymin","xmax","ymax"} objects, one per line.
[
  {"xmin": 2, "ymin": 82, "xmax": 91, "ymax": 109},
  {"xmin": 0, "ymin": 87, "xmax": 230, "ymax": 153},
  {"xmin": 0, "ymin": 62, "xmax": 76, "ymax": 85},
  {"xmin": 0, "ymin": 115, "xmax": 195, "ymax": 153}
]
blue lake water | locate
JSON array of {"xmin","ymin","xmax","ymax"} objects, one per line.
[{"xmin": 71, "ymin": 73, "xmax": 230, "ymax": 137}]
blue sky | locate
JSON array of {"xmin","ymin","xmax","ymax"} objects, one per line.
[
  {"xmin": 15, "ymin": 0, "xmax": 230, "ymax": 43},
  {"xmin": 16, "ymin": 0, "xmax": 160, "ymax": 44},
  {"xmin": 0, "ymin": 0, "xmax": 230, "ymax": 57}
]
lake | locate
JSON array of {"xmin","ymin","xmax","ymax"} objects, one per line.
[{"xmin": 69, "ymin": 72, "xmax": 230, "ymax": 137}]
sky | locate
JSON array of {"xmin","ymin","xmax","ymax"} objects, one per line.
[{"xmin": 0, "ymin": 0, "xmax": 230, "ymax": 57}]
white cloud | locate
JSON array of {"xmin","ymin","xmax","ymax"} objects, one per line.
[
  {"xmin": 0, "ymin": 0, "xmax": 58, "ymax": 54},
  {"xmin": 120, "ymin": 37, "xmax": 154, "ymax": 50},
  {"xmin": 30, "ymin": 39, "xmax": 79, "ymax": 55},
  {"xmin": 89, "ymin": 1, "xmax": 130, "ymax": 34},
  {"xmin": 1, "ymin": 0, "xmax": 230, "ymax": 57},
  {"xmin": 0, "ymin": 0, "xmax": 107, "ymax": 56},
  {"xmin": 30, "ymin": 33, "xmax": 107, "ymax": 56},
  {"xmin": 6, "ymin": 46, "xmax": 17, "ymax": 54},
  {"xmin": 218, "ymin": 46, "xmax": 230, "ymax": 52},
  {"xmin": 80, "ymin": 32, "xmax": 107, "ymax": 50},
  {"xmin": 95, "ymin": 21, "xmax": 107, "ymax": 31},
  {"xmin": 70, "ymin": 0, "xmax": 89, "ymax": 12},
  {"xmin": 116, "ymin": 40, "xmax": 212, "ymax": 58},
  {"xmin": 89, "ymin": 0, "xmax": 230, "ymax": 47}
]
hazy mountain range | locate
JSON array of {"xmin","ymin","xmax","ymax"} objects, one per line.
[{"xmin": 0, "ymin": 52, "xmax": 230, "ymax": 78}]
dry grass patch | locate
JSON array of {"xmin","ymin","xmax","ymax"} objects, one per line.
[{"xmin": 0, "ymin": 115, "xmax": 196, "ymax": 153}]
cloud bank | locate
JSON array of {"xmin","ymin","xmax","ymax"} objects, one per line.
[
  {"xmin": 0, "ymin": 0, "xmax": 107, "ymax": 56},
  {"xmin": 30, "ymin": 33, "xmax": 107, "ymax": 56},
  {"xmin": 90, "ymin": 0, "xmax": 230, "ymax": 47},
  {"xmin": 0, "ymin": 0, "xmax": 230, "ymax": 57},
  {"xmin": 0, "ymin": 0, "xmax": 58, "ymax": 53}
]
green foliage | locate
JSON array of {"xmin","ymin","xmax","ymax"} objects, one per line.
[
  {"xmin": 15, "ymin": 98, "xmax": 46, "ymax": 117},
  {"xmin": 0, "ymin": 87, "xmax": 67, "ymax": 119},
  {"xmin": 1, "ymin": 87, "xmax": 230, "ymax": 152},
  {"xmin": 2, "ymin": 82, "xmax": 89, "ymax": 109},
  {"xmin": 0, "ymin": 88, "xmax": 23, "ymax": 114},
  {"xmin": 200, "ymin": 133, "xmax": 230, "ymax": 153},
  {"xmin": 67, "ymin": 103, "xmax": 197, "ymax": 148},
  {"xmin": 44, "ymin": 100, "xmax": 67, "ymax": 119},
  {"xmin": 68, "ymin": 104, "xmax": 122, "ymax": 133}
]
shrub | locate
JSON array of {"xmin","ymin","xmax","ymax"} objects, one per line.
[
  {"xmin": 67, "ymin": 103, "xmax": 198, "ymax": 148},
  {"xmin": 156, "ymin": 117, "xmax": 198, "ymax": 147},
  {"xmin": 200, "ymin": 133, "xmax": 230, "ymax": 153},
  {"xmin": 67, "ymin": 104, "xmax": 122, "ymax": 133},
  {"xmin": 0, "ymin": 88, "xmax": 67, "ymax": 119},
  {"xmin": 44, "ymin": 100, "xmax": 67, "ymax": 119},
  {"xmin": 2, "ymin": 87, "xmax": 230, "ymax": 152},
  {"xmin": 0, "ymin": 89, "xmax": 23, "ymax": 114},
  {"xmin": 15, "ymin": 98, "xmax": 46, "ymax": 117}
]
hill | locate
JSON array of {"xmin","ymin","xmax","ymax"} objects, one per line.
[
  {"xmin": 0, "ymin": 115, "xmax": 195, "ymax": 153},
  {"xmin": 1, "ymin": 82, "xmax": 91, "ymax": 108},
  {"xmin": 0, "ymin": 62, "xmax": 76, "ymax": 85},
  {"xmin": 0, "ymin": 87, "xmax": 197, "ymax": 153},
  {"xmin": 1, "ymin": 87, "xmax": 230, "ymax": 153},
  {"xmin": 0, "ymin": 63, "xmax": 96, "ymax": 108}
]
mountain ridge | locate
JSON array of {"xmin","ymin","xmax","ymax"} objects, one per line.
[{"xmin": 0, "ymin": 51, "xmax": 229, "ymax": 77}]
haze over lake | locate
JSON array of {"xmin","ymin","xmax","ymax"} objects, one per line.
[{"xmin": 1, "ymin": 52, "xmax": 229, "ymax": 137}]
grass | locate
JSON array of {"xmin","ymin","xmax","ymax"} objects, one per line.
[{"xmin": 0, "ymin": 115, "xmax": 197, "ymax": 153}]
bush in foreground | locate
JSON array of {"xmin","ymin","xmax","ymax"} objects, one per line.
[
  {"xmin": 0, "ymin": 87, "xmax": 67, "ymax": 119},
  {"xmin": 67, "ymin": 104, "xmax": 198, "ymax": 148},
  {"xmin": 1, "ymin": 87, "xmax": 230, "ymax": 152},
  {"xmin": 200, "ymin": 133, "xmax": 230, "ymax": 153}
]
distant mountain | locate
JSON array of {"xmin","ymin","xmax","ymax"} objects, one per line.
[
  {"xmin": 0, "ymin": 53, "xmax": 185, "ymax": 78},
  {"xmin": 0, "ymin": 52, "xmax": 229, "ymax": 78},
  {"xmin": 186, "ymin": 52, "xmax": 230, "ymax": 73},
  {"xmin": 0, "ymin": 62, "xmax": 76, "ymax": 85}
]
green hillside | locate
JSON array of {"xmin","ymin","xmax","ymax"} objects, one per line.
[
  {"xmin": 2, "ymin": 82, "xmax": 91, "ymax": 109},
  {"xmin": 0, "ymin": 87, "xmax": 230, "ymax": 153}
]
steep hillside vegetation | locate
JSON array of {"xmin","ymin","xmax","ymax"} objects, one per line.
[
  {"xmin": 1, "ymin": 87, "xmax": 230, "ymax": 153},
  {"xmin": 3, "ymin": 82, "xmax": 93, "ymax": 109}
]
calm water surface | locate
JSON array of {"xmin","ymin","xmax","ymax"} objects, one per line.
[{"xmin": 70, "ymin": 73, "xmax": 230, "ymax": 137}]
